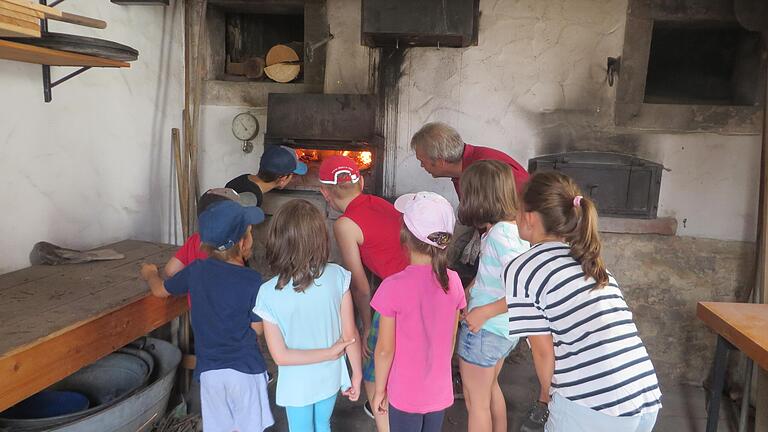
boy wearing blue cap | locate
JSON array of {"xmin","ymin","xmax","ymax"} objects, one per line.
[
  {"xmin": 226, "ymin": 145, "xmax": 308, "ymax": 206},
  {"xmin": 140, "ymin": 200, "xmax": 272, "ymax": 431}
]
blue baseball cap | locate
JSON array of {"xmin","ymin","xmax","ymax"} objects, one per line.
[
  {"xmin": 259, "ymin": 145, "xmax": 308, "ymax": 176},
  {"xmin": 199, "ymin": 200, "xmax": 265, "ymax": 251}
]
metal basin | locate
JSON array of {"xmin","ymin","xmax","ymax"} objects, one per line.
[{"xmin": 0, "ymin": 339, "xmax": 177, "ymax": 432}]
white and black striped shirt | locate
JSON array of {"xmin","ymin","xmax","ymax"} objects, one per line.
[{"xmin": 504, "ymin": 242, "xmax": 661, "ymax": 417}]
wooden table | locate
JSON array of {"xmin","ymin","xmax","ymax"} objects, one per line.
[
  {"xmin": 0, "ymin": 240, "xmax": 188, "ymax": 412},
  {"xmin": 697, "ymin": 302, "xmax": 768, "ymax": 432}
]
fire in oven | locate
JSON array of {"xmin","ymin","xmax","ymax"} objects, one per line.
[{"xmin": 281, "ymin": 145, "xmax": 379, "ymax": 194}]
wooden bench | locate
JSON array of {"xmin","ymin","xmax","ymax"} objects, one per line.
[{"xmin": 0, "ymin": 240, "xmax": 188, "ymax": 412}]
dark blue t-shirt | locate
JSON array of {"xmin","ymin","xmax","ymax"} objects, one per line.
[{"xmin": 165, "ymin": 259, "xmax": 266, "ymax": 380}]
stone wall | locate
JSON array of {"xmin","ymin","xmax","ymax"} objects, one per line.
[{"xmin": 602, "ymin": 233, "xmax": 755, "ymax": 385}]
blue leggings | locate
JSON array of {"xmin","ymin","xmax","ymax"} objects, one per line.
[
  {"xmin": 389, "ymin": 403, "xmax": 445, "ymax": 432},
  {"xmin": 285, "ymin": 394, "xmax": 337, "ymax": 432}
]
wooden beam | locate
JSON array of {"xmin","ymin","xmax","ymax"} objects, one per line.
[
  {"xmin": 0, "ymin": 294, "xmax": 187, "ymax": 412},
  {"xmin": 754, "ymin": 33, "xmax": 768, "ymax": 432}
]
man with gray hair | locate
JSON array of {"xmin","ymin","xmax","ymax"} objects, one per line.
[{"xmin": 410, "ymin": 122, "xmax": 529, "ymax": 199}]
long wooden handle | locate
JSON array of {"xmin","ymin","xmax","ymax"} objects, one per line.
[{"xmin": 47, "ymin": 11, "xmax": 106, "ymax": 29}]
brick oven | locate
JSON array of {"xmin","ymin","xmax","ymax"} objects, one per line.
[
  {"xmin": 264, "ymin": 93, "xmax": 383, "ymax": 195},
  {"xmin": 253, "ymin": 93, "xmax": 384, "ymax": 269}
]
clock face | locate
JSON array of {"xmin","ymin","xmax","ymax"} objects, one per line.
[{"xmin": 232, "ymin": 112, "xmax": 259, "ymax": 141}]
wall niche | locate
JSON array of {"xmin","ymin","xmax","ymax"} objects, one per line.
[
  {"xmin": 615, "ymin": 0, "xmax": 766, "ymax": 133},
  {"xmin": 204, "ymin": 0, "xmax": 328, "ymax": 106}
]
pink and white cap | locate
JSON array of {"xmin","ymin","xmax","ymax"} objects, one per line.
[{"xmin": 394, "ymin": 191, "xmax": 456, "ymax": 249}]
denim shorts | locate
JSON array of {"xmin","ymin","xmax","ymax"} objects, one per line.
[{"xmin": 457, "ymin": 321, "xmax": 518, "ymax": 368}]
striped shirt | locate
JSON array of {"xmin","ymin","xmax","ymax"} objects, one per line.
[{"xmin": 504, "ymin": 242, "xmax": 661, "ymax": 417}]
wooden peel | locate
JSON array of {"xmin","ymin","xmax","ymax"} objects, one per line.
[
  {"xmin": 0, "ymin": 0, "xmax": 43, "ymax": 18},
  {"xmin": 0, "ymin": 5, "xmax": 40, "ymax": 23},
  {"xmin": 54, "ymin": 12, "xmax": 106, "ymax": 29},
  {"xmin": 0, "ymin": 0, "xmax": 106, "ymax": 29},
  {"xmin": 0, "ymin": 21, "xmax": 38, "ymax": 37},
  {"xmin": 0, "ymin": 13, "xmax": 37, "ymax": 30}
]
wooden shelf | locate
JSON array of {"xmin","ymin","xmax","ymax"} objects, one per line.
[{"xmin": 0, "ymin": 38, "xmax": 128, "ymax": 67}]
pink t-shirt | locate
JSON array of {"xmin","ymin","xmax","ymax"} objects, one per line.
[{"xmin": 370, "ymin": 265, "xmax": 466, "ymax": 414}]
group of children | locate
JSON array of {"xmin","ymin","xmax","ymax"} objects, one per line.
[{"xmin": 140, "ymin": 146, "xmax": 662, "ymax": 432}]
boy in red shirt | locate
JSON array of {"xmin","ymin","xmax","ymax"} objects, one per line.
[
  {"xmin": 164, "ymin": 188, "xmax": 258, "ymax": 278},
  {"xmin": 319, "ymin": 155, "xmax": 409, "ymax": 432}
]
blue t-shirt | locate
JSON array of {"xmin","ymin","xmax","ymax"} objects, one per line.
[
  {"xmin": 165, "ymin": 259, "xmax": 267, "ymax": 380},
  {"xmin": 253, "ymin": 263, "xmax": 352, "ymax": 407}
]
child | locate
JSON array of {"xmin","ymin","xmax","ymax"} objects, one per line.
[
  {"xmin": 226, "ymin": 144, "xmax": 308, "ymax": 206},
  {"xmin": 140, "ymin": 199, "xmax": 274, "ymax": 432},
  {"xmin": 371, "ymin": 191, "xmax": 466, "ymax": 432},
  {"xmin": 164, "ymin": 188, "xmax": 259, "ymax": 279},
  {"xmin": 458, "ymin": 160, "xmax": 530, "ymax": 432},
  {"xmin": 503, "ymin": 172, "xmax": 661, "ymax": 431},
  {"xmin": 318, "ymin": 155, "xmax": 409, "ymax": 431},
  {"xmin": 253, "ymin": 199, "xmax": 362, "ymax": 432}
]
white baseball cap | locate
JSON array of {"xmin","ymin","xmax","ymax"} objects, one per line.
[{"xmin": 394, "ymin": 191, "xmax": 456, "ymax": 249}]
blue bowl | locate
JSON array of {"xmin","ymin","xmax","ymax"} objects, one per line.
[{"xmin": 2, "ymin": 390, "xmax": 90, "ymax": 419}]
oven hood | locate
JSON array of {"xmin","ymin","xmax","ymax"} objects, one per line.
[{"xmin": 265, "ymin": 93, "xmax": 381, "ymax": 148}]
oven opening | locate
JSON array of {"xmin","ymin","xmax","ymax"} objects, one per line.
[
  {"xmin": 281, "ymin": 147, "xmax": 378, "ymax": 193},
  {"xmin": 296, "ymin": 149, "xmax": 374, "ymax": 171}
]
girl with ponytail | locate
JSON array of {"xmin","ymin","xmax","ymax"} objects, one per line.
[
  {"xmin": 504, "ymin": 172, "xmax": 661, "ymax": 432},
  {"xmin": 370, "ymin": 192, "xmax": 466, "ymax": 432}
]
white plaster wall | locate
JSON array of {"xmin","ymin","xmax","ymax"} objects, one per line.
[
  {"xmin": 0, "ymin": 1, "xmax": 184, "ymax": 273},
  {"xmin": 324, "ymin": 0, "xmax": 375, "ymax": 94},
  {"xmin": 652, "ymin": 134, "xmax": 761, "ymax": 241},
  {"xmin": 392, "ymin": 0, "xmax": 761, "ymax": 242},
  {"xmin": 198, "ymin": 105, "xmax": 267, "ymax": 191}
]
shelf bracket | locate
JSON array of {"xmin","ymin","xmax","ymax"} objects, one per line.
[
  {"xmin": 43, "ymin": 65, "xmax": 92, "ymax": 102},
  {"xmin": 39, "ymin": 0, "xmax": 88, "ymax": 102}
]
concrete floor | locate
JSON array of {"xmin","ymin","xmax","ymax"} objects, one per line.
[{"xmin": 261, "ymin": 349, "xmax": 743, "ymax": 432}]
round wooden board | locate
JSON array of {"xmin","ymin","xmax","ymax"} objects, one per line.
[
  {"xmin": 264, "ymin": 63, "xmax": 300, "ymax": 83},
  {"xmin": 265, "ymin": 44, "xmax": 299, "ymax": 66}
]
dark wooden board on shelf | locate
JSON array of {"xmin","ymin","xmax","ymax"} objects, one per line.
[
  {"xmin": 6, "ymin": 32, "xmax": 139, "ymax": 61},
  {"xmin": 0, "ymin": 39, "xmax": 129, "ymax": 67},
  {"xmin": 0, "ymin": 240, "xmax": 187, "ymax": 412}
]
